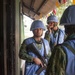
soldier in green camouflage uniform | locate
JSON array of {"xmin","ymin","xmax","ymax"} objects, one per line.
[
  {"xmin": 45, "ymin": 45, "xmax": 66, "ymax": 75},
  {"xmin": 45, "ymin": 5, "xmax": 75, "ymax": 75},
  {"xmin": 19, "ymin": 20, "xmax": 51, "ymax": 75},
  {"xmin": 44, "ymin": 14, "xmax": 65, "ymax": 51}
]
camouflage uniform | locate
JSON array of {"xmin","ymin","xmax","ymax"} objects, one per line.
[
  {"xmin": 46, "ymin": 5, "xmax": 75, "ymax": 75},
  {"xmin": 44, "ymin": 28, "xmax": 65, "ymax": 50},
  {"xmin": 46, "ymin": 34, "xmax": 75, "ymax": 75},
  {"xmin": 19, "ymin": 37, "xmax": 51, "ymax": 75},
  {"xmin": 45, "ymin": 45, "xmax": 66, "ymax": 75}
]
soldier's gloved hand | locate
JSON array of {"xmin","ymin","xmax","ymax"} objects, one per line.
[{"xmin": 33, "ymin": 57, "xmax": 43, "ymax": 67}]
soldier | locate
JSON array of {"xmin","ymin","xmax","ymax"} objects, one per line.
[
  {"xmin": 44, "ymin": 14, "xmax": 65, "ymax": 51},
  {"xmin": 46, "ymin": 5, "xmax": 75, "ymax": 75},
  {"xmin": 19, "ymin": 20, "xmax": 51, "ymax": 75}
]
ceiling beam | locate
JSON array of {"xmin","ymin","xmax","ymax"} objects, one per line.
[
  {"xmin": 33, "ymin": 0, "xmax": 48, "ymax": 17},
  {"xmin": 30, "ymin": 0, "xmax": 35, "ymax": 9},
  {"xmin": 36, "ymin": 0, "xmax": 48, "ymax": 12},
  {"xmin": 28, "ymin": 0, "xmax": 35, "ymax": 15},
  {"xmin": 22, "ymin": 2, "xmax": 40, "ymax": 15}
]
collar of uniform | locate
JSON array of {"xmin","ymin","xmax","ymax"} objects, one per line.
[{"xmin": 33, "ymin": 37, "xmax": 42, "ymax": 44}]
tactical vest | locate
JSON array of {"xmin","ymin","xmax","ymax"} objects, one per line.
[{"xmin": 25, "ymin": 37, "xmax": 50, "ymax": 75}]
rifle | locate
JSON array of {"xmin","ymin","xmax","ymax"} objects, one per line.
[{"xmin": 26, "ymin": 43, "xmax": 47, "ymax": 75}]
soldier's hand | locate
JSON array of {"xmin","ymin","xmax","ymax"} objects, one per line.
[
  {"xmin": 47, "ymin": 25, "xmax": 53, "ymax": 34},
  {"xmin": 33, "ymin": 57, "xmax": 43, "ymax": 67}
]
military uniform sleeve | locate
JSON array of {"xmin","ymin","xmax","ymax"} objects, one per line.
[
  {"xmin": 44, "ymin": 31, "xmax": 50, "ymax": 43},
  {"xmin": 45, "ymin": 45, "xmax": 67, "ymax": 75},
  {"xmin": 19, "ymin": 40, "xmax": 33, "ymax": 62},
  {"xmin": 47, "ymin": 49, "xmax": 51, "ymax": 60}
]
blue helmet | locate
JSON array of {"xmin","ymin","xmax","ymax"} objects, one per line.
[
  {"xmin": 60, "ymin": 5, "xmax": 75, "ymax": 25},
  {"xmin": 30, "ymin": 20, "xmax": 46, "ymax": 31},
  {"xmin": 47, "ymin": 14, "xmax": 58, "ymax": 24}
]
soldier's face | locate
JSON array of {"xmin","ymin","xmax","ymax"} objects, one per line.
[
  {"xmin": 48, "ymin": 22, "xmax": 54, "ymax": 29},
  {"xmin": 48, "ymin": 22, "xmax": 58, "ymax": 30},
  {"xmin": 33, "ymin": 28, "xmax": 43, "ymax": 37}
]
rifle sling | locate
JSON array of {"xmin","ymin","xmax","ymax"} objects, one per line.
[
  {"xmin": 57, "ymin": 29, "xmax": 60, "ymax": 44},
  {"xmin": 35, "ymin": 66, "xmax": 46, "ymax": 75},
  {"xmin": 26, "ymin": 43, "xmax": 47, "ymax": 64},
  {"xmin": 26, "ymin": 43, "xmax": 47, "ymax": 74}
]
